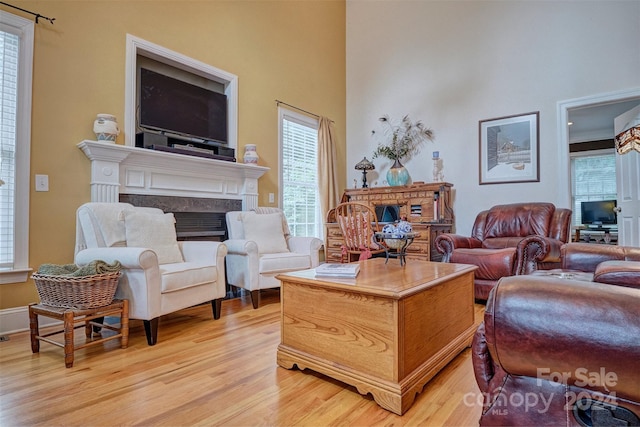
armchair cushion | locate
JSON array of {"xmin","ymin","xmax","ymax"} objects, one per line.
[
  {"xmin": 160, "ymin": 262, "xmax": 218, "ymax": 293},
  {"xmin": 259, "ymin": 252, "xmax": 311, "ymax": 273},
  {"xmin": 241, "ymin": 211, "xmax": 289, "ymax": 254},
  {"xmin": 451, "ymin": 248, "xmax": 516, "ymax": 281},
  {"xmin": 123, "ymin": 210, "xmax": 184, "ymax": 264}
]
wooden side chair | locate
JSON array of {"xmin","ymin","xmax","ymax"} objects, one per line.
[{"xmin": 334, "ymin": 202, "xmax": 386, "ymax": 263}]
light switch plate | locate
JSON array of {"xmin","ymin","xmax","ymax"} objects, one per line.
[{"xmin": 35, "ymin": 174, "xmax": 49, "ymax": 192}]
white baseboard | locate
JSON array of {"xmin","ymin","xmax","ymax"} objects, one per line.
[{"xmin": 0, "ymin": 306, "xmax": 59, "ymax": 336}]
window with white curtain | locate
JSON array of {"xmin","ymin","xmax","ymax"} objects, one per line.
[
  {"xmin": 0, "ymin": 12, "xmax": 34, "ymax": 283},
  {"xmin": 570, "ymin": 149, "xmax": 617, "ymax": 226},
  {"xmin": 278, "ymin": 107, "xmax": 321, "ymax": 239}
]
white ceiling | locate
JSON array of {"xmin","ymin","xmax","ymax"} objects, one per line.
[{"xmin": 568, "ymin": 99, "xmax": 640, "ymax": 143}]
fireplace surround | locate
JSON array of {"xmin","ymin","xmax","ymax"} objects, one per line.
[{"xmin": 78, "ymin": 140, "xmax": 268, "ymax": 239}]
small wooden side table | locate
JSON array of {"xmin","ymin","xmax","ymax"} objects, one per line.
[{"xmin": 29, "ymin": 299, "xmax": 129, "ymax": 368}]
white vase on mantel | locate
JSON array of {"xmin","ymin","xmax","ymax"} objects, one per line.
[
  {"xmin": 93, "ymin": 113, "xmax": 120, "ymax": 143},
  {"xmin": 243, "ymin": 144, "xmax": 259, "ymax": 164}
]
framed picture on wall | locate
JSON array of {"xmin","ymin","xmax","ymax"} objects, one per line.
[{"xmin": 479, "ymin": 111, "xmax": 540, "ymax": 185}]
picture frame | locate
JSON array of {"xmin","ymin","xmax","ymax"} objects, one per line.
[{"xmin": 479, "ymin": 111, "xmax": 540, "ymax": 185}]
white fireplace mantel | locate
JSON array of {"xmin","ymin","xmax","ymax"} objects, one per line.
[{"xmin": 78, "ymin": 140, "xmax": 269, "ymax": 210}]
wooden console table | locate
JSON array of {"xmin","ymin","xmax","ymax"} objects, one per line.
[{"xmin": 325, "ymin": 183, "xmax": 454, "ymax": 263}]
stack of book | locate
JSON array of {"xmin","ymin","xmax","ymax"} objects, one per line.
[{"xmin": 314, "ymin": 263, "xmax": 360, "ymax": 278}]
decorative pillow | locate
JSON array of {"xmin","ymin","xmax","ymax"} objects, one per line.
[
  {"xmin": 241, "ymin": 211, "xmax": 289, "ymax": 254},
  {"xmin": 124, "ymin": 210, "xmax": 184, "ymax": 264}
]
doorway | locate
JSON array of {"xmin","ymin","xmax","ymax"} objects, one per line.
[{"xmin": 557, "ymin": 88, "xmax": 640, "ymax": 245}]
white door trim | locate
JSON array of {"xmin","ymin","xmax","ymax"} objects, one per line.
[{"xmin": 556, "ymin": 87, "xmax": 640, "ymax": 207}]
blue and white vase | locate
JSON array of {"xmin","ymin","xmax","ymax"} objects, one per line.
[{"xmin": 386, "ymin": 159, "xmax": 410, "ymax": 186}]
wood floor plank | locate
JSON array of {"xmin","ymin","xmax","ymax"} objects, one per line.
[{"xmin": 0, "ymin": 291, "xmax": 484, "ymax": 426}]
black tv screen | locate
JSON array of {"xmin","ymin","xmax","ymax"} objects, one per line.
[
  {"xmin": 139, "ymin": 68, "xmax": 228, "ymax": 144},
  {"xmin": 581, "ymin": 200, "xmax": 617, "ymax": 226}
]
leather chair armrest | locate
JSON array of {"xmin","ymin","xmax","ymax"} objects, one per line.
[
  {"xmin": 514, "ymin": 235, "xmax": 550, "ymax": 274},
  {"xmin": 434, "ymin": 234, "xmax": 482, "ymax": 261},
  {"xmin": 594, "ymin": 260, "xmax": 640, "ymax": 289},
  {"xmin": 472, "ymin": 322, "xmax": 509, "ymax": 412},
  {"xmin": 561, "ymin": 242, "xmax": 625, "ymax": 271},
  {"xmin": 472, "ymin": 322, "xmax": 494, "ymax": 393}
]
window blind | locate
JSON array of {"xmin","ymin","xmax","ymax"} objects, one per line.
[
  {"xmin": 0, "ymin": 30, "xmax": 18, "ymax": 268},
  {"xmin": 281, "ymin": 112, "xmax": 321, "ymax": 238}
]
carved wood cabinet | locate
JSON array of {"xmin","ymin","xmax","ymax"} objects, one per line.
[{"xmin": 325, "ymin": 182, "xmax": 454, "ymax": 263}]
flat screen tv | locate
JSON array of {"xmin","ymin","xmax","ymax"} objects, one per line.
[
  {"xmin": 581, "ymin": 199, "xmax": 617, "ymax": 226},
  {"xmin": 139, "ymin": 68, "xmax": 228, "ymax": 145}
]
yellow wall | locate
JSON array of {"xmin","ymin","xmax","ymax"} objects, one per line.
[{"xmin": 1, "ymin": 1, "xmax": 346, "ymax": 309}]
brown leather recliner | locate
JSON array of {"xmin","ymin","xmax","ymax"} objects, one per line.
[
  {"xmin": 472, "ymin": 274, "xmax": 640, "ymax": 426},
  {"xmin": 435, "ymin": 202, "xmax": 572, "ymax": 300}
]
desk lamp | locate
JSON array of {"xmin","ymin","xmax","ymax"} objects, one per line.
[{"xmin": 355, "ymin": 157, "xmax": 375, "ymax": 188}]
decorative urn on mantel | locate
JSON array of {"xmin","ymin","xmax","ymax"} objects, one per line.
[
  {"xmin": 93, "ymin": 114, "xmax": 120, "ymax": 142},
  {"xmin": 243, "ymin": 144, "xmax": 259, "ymax": 164},
  {"xmin": 371, "ymin": 115, "xmax": 434, "ymax": 186}
]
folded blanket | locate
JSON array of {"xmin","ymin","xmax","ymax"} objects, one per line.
[{"xmin": 37, "ymin": 260, "xmax": 122, "ymax": 277}]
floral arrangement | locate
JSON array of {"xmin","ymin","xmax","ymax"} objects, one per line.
[{"xmin": 371, "ymin": 115, "xmax": 434, "ymax": 161}]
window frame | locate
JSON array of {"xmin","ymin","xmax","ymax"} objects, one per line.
[
  {"xmin": 0, "ymin": 12, "xmax": 34, "ymax": 284},
  {"xmin": 277, "ymin": 107, "xmax": 322, "ymax": 239},
  {"xmin": 569, "ymin": 147, "xmax": 617, "ymax": 227}
]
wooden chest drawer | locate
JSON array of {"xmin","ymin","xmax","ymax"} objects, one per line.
[
  {"xmin": 403, "ymin": 241, "xmax": 430, "ymax": 257},
  {"xmin": 325, "ymin": 223, "xmax": 343, "ymax": 263}
]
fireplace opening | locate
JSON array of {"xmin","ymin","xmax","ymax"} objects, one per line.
[
  {"xmin": 119, "ymin": 194, "xmax": 242, "ymax": 241},
  {"xmin": 173, "ymin": 212, "xmax": 227, "ymax": 241}
]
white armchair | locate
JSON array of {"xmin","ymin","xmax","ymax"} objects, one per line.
[
  {"xmin": 74, "ymin": 202, "xmax": 227, "ymax": 345},
  {"xmin": 225, "ymin": 208, "xmax": 323, "ymax": 308}
]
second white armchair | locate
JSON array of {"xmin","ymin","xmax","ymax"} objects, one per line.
[{"xmin": 225, "ymin": 208, "xmax": 323, "ymax": 308}]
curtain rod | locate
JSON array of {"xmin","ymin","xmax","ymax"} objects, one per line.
[
  {"xmin": 275, "ymin": 100, "xmax": 334, "ymax": 123},
  {"xmin": 1, "ymin": 2, "xmax": 55, "ymax": 24}
]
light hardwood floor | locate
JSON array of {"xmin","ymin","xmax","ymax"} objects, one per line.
[{"xmin": 0, "ymin": 291, "xmax": 485, "ymax": 427}]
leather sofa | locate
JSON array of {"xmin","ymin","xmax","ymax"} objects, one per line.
[
  {"xmin": 558, "ymin": 243, "xmax": 640, "ymax": 286},
  {"xmin": 471, "ymin": 243, "xmax": 640, "ymax": 426},
  {"xmin": 435, "ymin": 202, "xmax": 572, "ymax": 300}
]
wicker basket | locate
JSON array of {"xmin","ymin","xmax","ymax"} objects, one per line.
[{"xmin": 32, "ymin": 272, "xmax": 121, "ymax": 309}]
